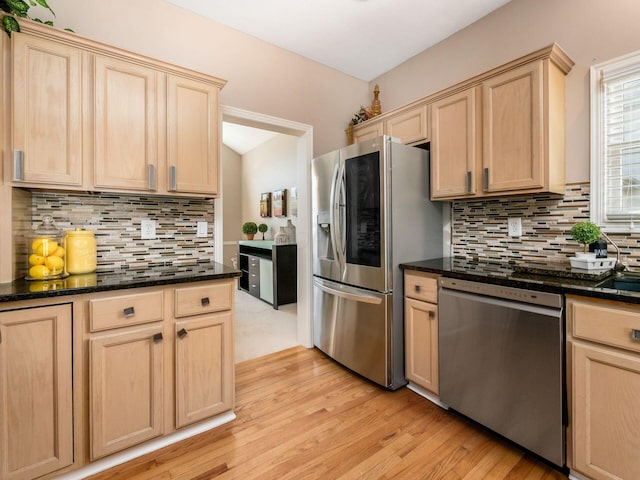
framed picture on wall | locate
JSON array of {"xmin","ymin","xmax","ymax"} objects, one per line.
[
  {"xmin": 290, "ymin": 187, "xmax": 298, "ymax": 216},
  {"xmin": 260, "ymin": 192, "xmax": 272, "ymax": 217},
  {"xmin": 273, "ymin": 189, "xmax": 287, "ymax": 217}
]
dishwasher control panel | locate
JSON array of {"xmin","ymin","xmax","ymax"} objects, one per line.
[{"xmin": 439, "ymin": 277, "xmax": 562, "ymax": 309}]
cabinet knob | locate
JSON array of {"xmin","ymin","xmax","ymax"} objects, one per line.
[
  {"xmin": 415, "ymin": 285, "xmax": 421, "ymax": 293},
  {"xmin": 177, "ymin": 328, "xmax": 188, "ymax": 339},
  {"xmin": 123, "ymin": 306, "xmax": 135, "ymax": 317},
  {"xmin": 201, "ymin": 297, "xmax": 210, "ymax": 307},
  {"xmin": 632, "ymin": 329, "xmax": 640, "ymax": 341},
  {"xmin": 152, "ymin": 333, "xmax": 163, "ymax": 342},
  {"xmin": 428, "ymin": 310, "xmax": 435, "ymax": 318}
]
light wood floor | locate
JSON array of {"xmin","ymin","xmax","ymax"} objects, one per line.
[{"xmin": 89, "ymin": 346, "xmax": 567, "ymax": 480}]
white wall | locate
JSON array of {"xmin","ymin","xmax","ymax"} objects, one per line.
[
  {"xmin": 371, "ymin": 0, "xmax": 640, "ymax": 183},
  {"xmin": 52, "ymin": 0, "xmax": 369, "ymax": 157},
  {"xmin": 240, "ymin": 134, "xmax": 299, "ymax": 240}
]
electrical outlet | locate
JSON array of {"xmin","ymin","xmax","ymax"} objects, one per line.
[
  {"xmin": 197, "ymin": 221, "xmax": 208, "ymax": 238},
  {"xmin": 508, "ymin": 217, "xmax": 522, "ymax": 237},
  {"xmin": 141, "ymin": 219, "xmax": 156, "ymax": 240}
]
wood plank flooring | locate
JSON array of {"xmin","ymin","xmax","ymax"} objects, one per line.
[{"xmin": 89, "ymin": 346, "xmax": 567, "ymax": 480}]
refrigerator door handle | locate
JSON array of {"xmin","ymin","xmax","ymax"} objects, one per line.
[
  {"xmin": 333, "ymin": 162, "xmax": 347, "ymax": 276},
  {"xmin": 328, "ymin": 162, "xmax": 341, "ymax": 269},
  {"xmin": 313, "ymin": 278, "xmax": 383, "ymax": 305}
]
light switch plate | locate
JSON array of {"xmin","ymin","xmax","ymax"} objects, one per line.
[
  {"xmin": 141, "ymin": 219, "xmax": 156, "ymax": 240},
  {"xmin": 508, "ymin": 217, "xmax": 522, "ymax": 237},
  {"xmin": 197, "ymin": 221, "xmax": 208, "ymax": 238}
]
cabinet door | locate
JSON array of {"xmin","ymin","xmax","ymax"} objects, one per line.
[
  {"xmin": 572, "ymin": 342, "xmax": 640, "ymax": 480},
  {"xmin": 0, "ymin": 304, "xmax": 73, "ymax": 480},
  {"xmin": 482, "ymin": 61, "xmax": 543, "ymax": 192},
  {"xmin": 404, "ymin": 297, "xmax": 438, "ymax": 394},
  {"xmin": 167, "ymin": 75, "xmax": 219, "ymax": 195},
  {"xmin": 430, "ymin": 87, "xmax": 480, "ymax": 199},
  {"xmin": 259, "ymin": 258, "xmax": 273, "ymax": 304},
  {"xmin": 175, "ymin": 312, "xmax": 233, "ymax": 428},
  {"xmin": 11, "ymin": 33, "xmax": 83, "ymax": 187},
  {"xmin": 352, "ymin": 120, "xmax": 383, "ymax": 144},
  {"xmin": 385, "ymin": 104, "xmax": 429, "ymax": 145},
  {"xmin": 93, "ymin": 55, "xmax": 158, "ymax": 191},
  {"xmin": 90, "ymin": 324, "xmax": 164, "ymax": 459}
]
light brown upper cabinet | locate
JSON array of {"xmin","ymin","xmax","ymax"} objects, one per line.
[
  {"xmin": 93, "ymin": 55, "xmax": 159, "ymax": 192},
  {"xmin": 167, "ymin": 75, "xmax": 220, "ymax": 195},
  {"xmin": 431, "ymin": 88, "xmax": 481, "ymax": 199},
  {"xmin": 430, "ymin": 44, "xmax": 573, "ymax": 200},
  {"xmin": 10, "ymin": 33, "xmax": 83, "ymax": 188},
  {"xmin": 4, "ymin": 20, "xmax": 226, "ymax": 197},
  {"xmin": 352, "ymin": 119, "xmax": 384, "ymax": 144},
  {"xmin": 384, "ymin": 103, "xmax": 429, "ymax": 145}
]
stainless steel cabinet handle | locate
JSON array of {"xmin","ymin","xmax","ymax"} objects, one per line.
[
  {"xmin": 201, "ymin": 297, "xmax": 210, "ymax": 307},
  {"xmin": 632, "ymin": 329, "xmax": 640, "ymax": 341},
  {"xmin": 483, "ymin": 167, "xmax": 489, "ymax": 191},
  {"xmin": 466, "ymin": 171, "xmax": 472, "ymax": 194},
  {"xmin": 123, "ymin": 306, "xmax": 135, "ymax": 317},
  {"xmin": 169, "ymin": 166, "xmax": 177, "ymax": 191},
  {"xmin": 13, "ymin": 150, "xmax": 24, "ymax": 181},
  {"xmin": 148, "ymin": 164, "xmax": 157, "ymax": 190}
]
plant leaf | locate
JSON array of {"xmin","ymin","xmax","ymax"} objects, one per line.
[
  {"xmin": 6, "ymin": 0, "xmax": 29, "ymax": 16},
  {"xmin": 35, "ymin": 0, "xmax": 54, "ymax": 16},
  {"xmin": 0, "ymin": 0, "xmax": 11, "ymax": 13},
  {"xmin": 2, "ymin": 14, "xmax": 19, "ymax": 36},
  {"xmin": 64, "ymin": 27, "xmax": 74, "ymax": 32}
]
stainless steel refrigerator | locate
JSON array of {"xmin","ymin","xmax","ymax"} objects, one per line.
[{"xmin": 312, "ymin": 135, "xmax": 443, "ymax": 389}]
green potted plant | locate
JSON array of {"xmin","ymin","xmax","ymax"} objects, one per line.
[
  {"xmin": 569, "ymin": 221, "xmax": 601, "ymax": 257},
  {"xmin": 258, "ymin": 223, "xmax": 268, "ymax": 240},
  {"xmin": 242, "ymin": 221, "xmax": 258, "ymax": 240},
  {"xmin": 0, "ymin": 0, "xmax": 72, "ymax": 37}
]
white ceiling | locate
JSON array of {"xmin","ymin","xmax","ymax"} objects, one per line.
[
  {"xmin": 165, "ymin": 0, "xmax": 511, "ymax": 81},
  {"xmin": 180, "ymin": 0, "xmax": 512, "ymax": 154}
]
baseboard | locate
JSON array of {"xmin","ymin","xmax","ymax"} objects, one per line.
[
  {"xmin": 55, "ymin": 411, "xmax": 237, "ymax": 480},
  {"xmin": 406, "ymin": 382, "xmax": 449, "ymax": 410}
]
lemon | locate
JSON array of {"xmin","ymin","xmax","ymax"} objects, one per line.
[
  {"xmin": 45, "ymin": 255, "xmax": 64, "ymax": 273},
  {"xmin": 31, "ymin": 237, "xmax": 45, "ymax": 251},
  {"xmin": 28, "ymin": 254, "xmax": 46, "ymax": 266},
  {"xmin": 29, "ymin": 264, "xmax": 51, "ymax": 279},
  {"xmin": 52, "ymin": 246, "xmax": 65, "ymax": 258},
  {"xmin": 36, "ymin": 240, "xmax": 59, "ymax": 257}
]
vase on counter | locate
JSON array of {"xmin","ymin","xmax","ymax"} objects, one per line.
[
  {"xmin": 284, "ymin": 219, "xmax": 296, "ymax": 244},
  {"xmin": 274, "ymin": 227, "xmax": 288, "ymax": 245}
]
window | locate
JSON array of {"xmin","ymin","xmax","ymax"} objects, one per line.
[{"xmin": 591, "ymin": 49, "xmax": 640, "ymax": 231}]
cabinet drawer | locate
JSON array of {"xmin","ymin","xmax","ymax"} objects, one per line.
[
  {"xmin": 175, "ymin": 282, "xmax": 233, "ymax": 318},
  {"xmin": 90, "ymin": 290, "xmax": 164, "ymax": 332},
  {"xmin": 248, "ymin": 256, "xmax": 261, "ymax": 273},
  {"xmin": 569, "ymin": 296, "xmax": 640, "ymax": 354},
  {"xmin": 404, "ymin": 272, "xmax": 439, "ymax": 303}
]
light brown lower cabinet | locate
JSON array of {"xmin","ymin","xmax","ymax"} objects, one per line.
[
  {"xmin": 404, "ymin": 272, "xmax": 439, "ymax": 395},
  {"xmin": 567, "ymin": 295, "xmax": 640, "ymax": 480},
  {"xmin": 89, "ymin": 324, "xmax": 165, "ymax": 460},
  {"xmin": 175, "ymin": 312, "xmax": 233, "ymax": 428},
  {"xmin": 0, "ymin": 278, "xmax": 235, "ymax": 479},
  {"xmin": 0, "ymin": 304, "xmax": 73, "ymax": 480}
]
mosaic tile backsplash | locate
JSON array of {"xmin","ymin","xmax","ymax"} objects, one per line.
[
  {"xmin": 22, "ymin": 191, "xmax": 215, "ymax": 276},
  {"xmin": 451, "ymin": 182, "xmax": 640, "ymax": 270}
]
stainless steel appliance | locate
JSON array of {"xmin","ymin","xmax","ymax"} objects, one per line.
[
  {"xmin": 438, "ymin": 277, "xmax": 565, "ymax": 467},
  {"xmin": 312, "ymin": 136, "xmax": 443, "ymax": 389}
]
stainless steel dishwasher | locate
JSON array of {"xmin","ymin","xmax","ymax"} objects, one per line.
[{"xmin": 438, "ymin": 277, "xmax": 565, "ymax": 467}]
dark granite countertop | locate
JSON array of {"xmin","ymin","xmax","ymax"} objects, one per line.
[
  {"xmin": 401, "ymin": 257, "xmax": 640, "ymax": 305},
  {"xmin": 0, "ymin": 261, "xmax": 241, "ymax": 304}
]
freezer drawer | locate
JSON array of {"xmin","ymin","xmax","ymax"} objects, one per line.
[{"xmin": 313, "ymin": 277, "xmax": 393, "ymax": 387}]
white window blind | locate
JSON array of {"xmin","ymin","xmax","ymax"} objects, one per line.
[{"xmin": 591, "ymin": 50, "xmax": 640, "ymax": 231}]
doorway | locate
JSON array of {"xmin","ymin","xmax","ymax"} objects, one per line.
[{"xmin": 215, "ymin": 106, "xmax": 313, "ymax": 356}]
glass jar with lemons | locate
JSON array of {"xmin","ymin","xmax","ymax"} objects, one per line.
[{"xmin": 26, "ymin": 215, "xmax": 67, "ymax": 280}]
